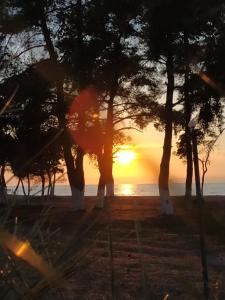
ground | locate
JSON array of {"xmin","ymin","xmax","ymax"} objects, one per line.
[{"xmin": 1, "ymin": 196, "xmax": 225, "ymax": 299}]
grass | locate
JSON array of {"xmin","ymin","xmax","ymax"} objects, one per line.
[{"xmin": 0, "ymin": 195, "xmax": 225, "ymax": 299}]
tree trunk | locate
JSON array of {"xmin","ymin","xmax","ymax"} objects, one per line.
[
  {"xmin": 70, "ymin": 0, "xmax": 86, "ymax": 210},
  {"xmin": 50, "ymin": 171, "xmax": 56, "ymax": 196},
  {"xmin": 73, "ymin": 143, "xmax": 85, "ymax": 210},
  {"xmin": 201, "ymin": 162, "xmax": 207, "ymax": 196},
  {"xmin": 27, "ymin": 174, "xmax": 31, "ymax": 196},
  {"xmin": 21, "ymin": 178, "xmax": 27, "ymax": 196},
  {"xmin": 14, "ymin": 178, "xmax": 21, "ymax": 195},
  {"xmin": 0, "ymin": 164, "xmax": 7, "ymax": 201},
  {"xmin": 95, "ymin": 100, "xmax": 105, "ymax": 208},
  {"xmin": 1, "ymin": 164, "xmax": 6, "ymax": 188},
  {"xmin": 184, "ymin": 33, "xmax": 193, "ymax": 204},
  {"xmin": 104, "ymin": 89, "xmax": 115, "ymax": 198},
  {"xmin": 26, "ymin": 174, "xmax": 31, "ymax": 204},
  {"xmin": 47, "ymin": 171, "xmax": 52, "ymax": 196},
  {"xmin": 41, "ymin": 175, "xmax": 45, "ymax": 197},
  {"xmin": 96, "ymin": 154, "xmax": 106, "ymax": 208},
  {"xmin": 158, "ymin": 52, "xmax": 174, "ymax": 215},
  {"xmin": 185, "ymin": 143, "xmax": 193, "ymax": 199},
  {"xmin": 184, "ymin": 92, "xmax": 193, "ymax": 203},
  {"xmin": 39, "ymin": 4, "xmax": 82, "ymax": 209}
]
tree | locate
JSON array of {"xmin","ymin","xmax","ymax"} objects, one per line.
[
  {"xmin": 58, "ymin": 0, "xmax": 145, "ymax": 207},
  {"xmin": 1, "ymin": 0, "xmax": 92, "ymax": 209},
  {"xmin": 142, "ymin": 0, "xmax": 225, "ymax": 214},
  {"xmin": 143, "ymin": 0, "xmax": 182, "ymax": 215},
  {"xmin": 198, "ymin": 129, "xmax": 225, "ymax": 194},
  {"xmin": 0, "ymin": 63, "xmax": 63, "ymax": 199}
]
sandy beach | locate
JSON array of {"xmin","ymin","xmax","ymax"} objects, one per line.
[{"xmin": 1, "ymin": 195, "xmax": 224, "ymax": 299}]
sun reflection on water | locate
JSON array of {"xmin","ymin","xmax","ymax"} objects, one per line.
[{"xmin": 118, "ymin": 184, "xmax": 135, "ymax": 196}]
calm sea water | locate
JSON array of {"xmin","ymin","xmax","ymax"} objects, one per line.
[{"xmin": 8, "ymin": 182, "xmax": 225, "ymax": 197}]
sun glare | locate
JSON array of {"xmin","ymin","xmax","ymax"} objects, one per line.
[
  {"xmin": 120, "ymin": 183, "xmax": 134, "ymax": 196},
  {"xmin": 115, "ymin": 149, "xmax": 136, "ymax": 165}
]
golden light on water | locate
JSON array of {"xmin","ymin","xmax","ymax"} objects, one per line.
[
  {"xmin": 115, "ymin": 149, "xmax": 136, "ymax": 165},
  {"xmin": 119, "ymin": 184, "xmax": 134, "ymax": 196}
]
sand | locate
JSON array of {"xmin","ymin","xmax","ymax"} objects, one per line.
[{"xmin": 1, "ymin": 195, "xmax": 225, "ymax": 299}]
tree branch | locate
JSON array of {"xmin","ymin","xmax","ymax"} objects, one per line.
[
  {"xmin": 172, "ymin": 98, "xmax": 184, "ymax": 107},
  {"xmin": 11, "ymin": 44, "xmax": 46, "ymax": 60},
  {"xmin": 113, "ymin": 113, "xmax": 151, "ymax": 125},
  {"xmin": 115, "ymin": 126, "xmax": 142, "ymax": 133}
]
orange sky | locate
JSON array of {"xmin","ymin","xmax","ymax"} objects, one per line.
[
  {"xmin": 5, "ymin": 125, "xmax": 225, "ymax": 187},
  {"xmin": 84, "ymin": 124, "xmax": 225, "ymax": 184}
]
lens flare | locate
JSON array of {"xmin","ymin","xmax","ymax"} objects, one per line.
[
  {"xmin": 0, "ymin": 229, "xmax": 58, "ymax": 281},
  {"xmin": 16, "ymin": 240, "xmax": 30, "ymax": 257},
  {"xmin": 68, "ymin": 86, "xmax": 103, "ymax": 154}
]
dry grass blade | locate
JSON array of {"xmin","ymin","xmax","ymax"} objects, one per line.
[
  {"xmin": 55, "ymin": 206, "xmax": 104, "ymax": 264},
  {"xmin": 0, "ymin": 85, "xmax": 19, "ymax": 116},
  {"xmin": 29, "ymin": 223, "xmax": 106, "ymax": 298}
]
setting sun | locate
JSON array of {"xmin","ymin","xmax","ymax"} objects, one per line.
[{"xmin": 115, "ymin": 149, "xmax": 136, "ymax": 165}]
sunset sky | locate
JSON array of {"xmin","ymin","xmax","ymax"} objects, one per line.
[{"xmin": 84, "ymin": 124, "xmax": 225, "ymax": 185}]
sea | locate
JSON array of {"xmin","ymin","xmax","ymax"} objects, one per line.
[{"xmin": 8, "ymin": 182, "xmax": 225, "ymax": 197}]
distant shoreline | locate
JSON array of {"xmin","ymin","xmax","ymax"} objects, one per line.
[
  {"xmin": 6, "ymin": 181, "xmax": 225, "ymax": 197},
  {"xmin": 2, "ymin": 194, "xmax": 225, "ymax": 204}
]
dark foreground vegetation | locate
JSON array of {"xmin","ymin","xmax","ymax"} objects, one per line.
[
  {"xmin": 1, "ymin": 197, "xmax": 225, "ymax": 300},
  {"xmin": 0, "ymin": 195, "xmax": 225, "ymax": 299}
]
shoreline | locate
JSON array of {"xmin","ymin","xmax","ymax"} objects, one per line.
[
  {"xmin": 3, "ymin": 194, "xmax": 225, "ymax": 199},
  {"xmin": 6, "ymin": 182, "xmax": 225, "ymax": 198},
  {"xmin": 2, "ymin": 195, "xmax": 225, "ymax": 210}
]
